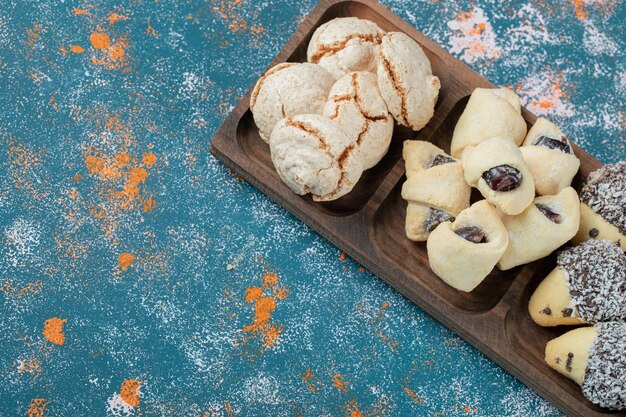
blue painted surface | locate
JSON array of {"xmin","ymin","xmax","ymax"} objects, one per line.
[{"xmin": 0, "ymin": 0, "xmax": 624, "ymax": 416}]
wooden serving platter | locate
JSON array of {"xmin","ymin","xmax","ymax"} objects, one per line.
[{"xmin": 210, "ymin": 1, "xmax": 618, "ymax": 416}]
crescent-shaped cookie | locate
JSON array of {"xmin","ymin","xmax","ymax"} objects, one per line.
[
  {"xmin": 307, "ymin": 17, "xmax": 384, "ymax": 80},
  {"xmin": 462, "ymin": 136, "xmax": 535, "ymax": 215},
  {"xmin": 545, "ymin": 322, "xmax": 626, "ymax": 410},
  {"xmin": 520, "ymin": 117, "xmax": 580, "ymax": 195},
  {"xmin": 324, "ymin": 71, "xmax": 394, "ymax": 169},
  {"xmin": 450, "ymin": 88, "xmax": 527, "ymax": 158},
  {"xmin": 529, "ymin": 240, "xmax": 626, "ymax": 326},
  {"xmin": 269, "ymin": 114, "xmax": 363, "ymax": 201},
  {"xmin": 572, "ymin": 162, "xmax": 626, "ymax": 251},
  {"xmin": 427, "ymin": 200, "xmax": 509, "ymax": 292},
  {"xmin": 251, "ymin": 63, "xmax": 334, "ymax": 142},
  {"xmin": 377, "ymin": 32, "xmax": 440, "ymax": 131},
  {"xmin": 401, "ymin": 141, "xmax": 471, "ymax": 241},
  {"xmin": 497, "ymin": 187, "xmax": 580, "ymax": 270}
]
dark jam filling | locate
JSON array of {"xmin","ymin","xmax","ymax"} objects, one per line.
[
  {"xmin": 482, "ymin": 165, "xmax": 522, "ymax": 192},
  {"xmin": 455, "ymin": 225, "xmax": 487, "ymax": 244},
  {"xmin": 424, "ymin": 209, "xmax": 455, "ymax": 233},
  {"xmin": 536, "ymin": 203, "xmax": 562, "ymax": 224},
  {"xmin": 429, "ymin": 154, "xmax": 456, "ymax": 168},
  {"xmin": 533, "ymin": 135, "xmax": 571, "ymax": 154}
]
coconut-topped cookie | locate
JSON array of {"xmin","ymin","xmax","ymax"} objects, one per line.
[
  {"xmin": 529, "ymin": 240, "xmax": 626, "ymax": 326},
  {"xmin": 574, "ymin": 162, "xmax": 626, "ymax": 250},
  {"xmin": 251, "ymin": 62, "xmax": 334, "ymax": 142},
  {"xmin": 545, "ymin": 322, "xmax": 626, "ymax": 410},
  {"xmin": 307, "ymin": 17, "xmax": 385, "ymax": 80}
]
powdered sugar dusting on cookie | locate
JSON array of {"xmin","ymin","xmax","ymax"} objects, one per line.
[
  {"xmin": 558, "ymin": 240, "xmax": 626, "ymax": 323},
  {"xmin": 579, "ymin": 162, "xmax": 626, "ymax": 235},
  {"xmin": 582, "ymin": 322, "xmax": 626, "ymax": 410}
]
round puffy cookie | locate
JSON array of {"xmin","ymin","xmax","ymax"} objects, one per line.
[
  {"xmin": 462, "ymin": 136, "xmax": 535, "ymax": 215},
  {"xmin": 545, "ymin": 322, "xmax": 626, "ymax": 410},
  {"xmin": 529, "ymin": 240, "xmax": 626, "ymax": 326},
  {"xmin": 573, "ymin": 162, "xmax": 626, "ymax": 251},
  {"xmin": 307, "ymin": 17, "xmax": 385, "ymax": 80},
  {"xmin": 324, "ymin": 71, "xmax": 394, "ymax": 169},
  {"xmin": 250, "ymin": 62, "xmax": 334, "ymax": 142},
  {"xmin": 269, "ymin": 114, "xmax": 363, "ymax": 202},
  {"xmin": 377, "ymin": 32, "xmax": 440, "ymax": 131}
]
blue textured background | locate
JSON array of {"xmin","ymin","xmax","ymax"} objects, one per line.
[{"xmin": 1, "ymin": 0, "xmax": 624, "ymax": 416}]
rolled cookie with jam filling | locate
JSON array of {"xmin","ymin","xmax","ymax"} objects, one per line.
[
  {"xmin": 529, "ymin": 240, "xmax": 626, "ymax": 326},
  {"xmin": 497, "ymin": 187, "xmax": 580, "ymax": 270},
  {"xmin": 573, "ymin": 162, "xmax": 626, "ymax": 251},
  {"xmin": 545, "ymin": 322, "xmax": 626, "ymax": 410},
  {"xmin": 427, "ymin": 200, "xmax": 509, "ymax": 292},
  {"xmin": 401, "ymin": 140, "xmax": 471, "ymax": 241},
  {"xmin": 462, "ymin": 136, "xmax": 535, "ymax": 216},
  {"xmin": 520, "ymin": 117, "xmax": 580, "ymax": 196}
]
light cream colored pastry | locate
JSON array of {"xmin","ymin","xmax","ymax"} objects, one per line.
[
  {"xmin": 497, "ymin": 187, "xmax": 580, "ymax": 270},
  {"xmin": 377, "ymin": 32, "xmax": 440, "ymax": 131},
  {"xmin": 401, "ymin": 141, "xmax": 471, "ymax": 241},
  {"xmin": 462, "ymin": 136, "xmax": 535, "ymax": 215},
  {"xmin": 545, "ymin": 322, "xmax": 626, "ymax": 410},
  {"xmin": 269, "ymin": 114, "xmax": 363, "ymax": 201},
  {"xmin": 427, "ymin": 200, "xmax": 509, "ymax": 292},
  {"xmin": 450, "ymin": 88, "xmax": 527, "ymax": 158},
  {"xmin": 307, "ymin": 17, "xmax": 384, "ymax": 80},
  {"xmin": 323, "ymin": 71, "xmax": 394, "ymax": 169},
  {"xmin": 520, "ymin": 118, "xmax": 580, "ymax": 195},
  {"xmin": 250, "ymin": 62, "xmax": 334, "ymax": 142},
  {"xmin": 529, "ymin": 240, "xmax": 626, "ymax": 326},
  {"xmin": 572, "ymin": 162, "xmax": 626, "ymax": 251}
]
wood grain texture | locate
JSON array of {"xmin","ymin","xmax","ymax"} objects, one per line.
[{"xmin": 210, "ymin": 1, "xmax": 612, "ymax": 416}]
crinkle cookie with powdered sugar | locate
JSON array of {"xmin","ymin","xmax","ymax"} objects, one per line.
[
  {"xmin": 558, "ymin": 240, "xmax": 626, "ymax": 323},
  {"xmin": 582, "ymin": 321, "xmax": 626, "ymax": 410},
  {"xmin": 579, "ymin": 162, "xmax": 626, "ymax": 236}
]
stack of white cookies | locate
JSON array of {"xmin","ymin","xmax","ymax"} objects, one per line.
[
  {"xmin": 250, "ymin": 17, "xmax": 441, "ymax": 201},
  {"xmin": 402, "ymin": 87, "xmax": 626, "ymax": 410}
]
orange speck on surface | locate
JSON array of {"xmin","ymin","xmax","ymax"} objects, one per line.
[
  {"xmin": 262, "ymin": 271, "xmax": 278, "ymax": 288},
  {"xmin": 117, "ymin": 252, "xmax": 134, "ymax": 270},
  {"xmin": 358, "ymin": 267, "xmax": 366, "ymax": 273},
  {"xmin": 119, "ymin": 379, "xmax": 143, "ymax": 407},
  {"xmin": 114, "ymin": 151, "xmax": 130, "ymax": 167},
  {"xmin": 107, "ymin": 12, "xmax": 129, "ymax": 26},
  {"xmin": 458, "ymin": 11, "xmax": 474, "ymax": 21},
  {"xmin": 71, "ymin": 173, "xmax": 83, "ymax": 182},
  {"xmin": 332, "ymin": 373, "xmax": 348, "ymax": 393},
  {"xmin": 404, "ymin": 387, "xmax": 423, "ymax": 405},
  {"xmin": 129, "ymin": 167, "xmax": 147, "ymax": 184},
  {"xmin": 27, "ymin": 398, "xmax": 48, "ymax": 417},
  {"xmin": 85, "ymin": 154, "xmax": 105, "ymax": 174},
  {"xmin": 339, "ymin": 251, "xmax": 346, "ymax": 262},
  {"xmin": 145, "ymin": 19, "xmax": 158, "ymax": 37},
  {"xmin": 351, "ymin": 412, "xmax": 363, "ymax": 417},
  {"xmin": 301, "ymin": 368, "xmax": 316, "ymax": 392},
  {"xmin": 73, "ymin": 8, "xmax": 89, "ymax": 15},
  {"xmin": 142, "ymin": 197, "xmax": 157, "ymax": 213},
  {"xmin": 533, "ymin": 99, "xmax": 554, "ymax": 109},
  {"xmin": 18, "ymin": 357, "xmax": 42, "ymax": 374},
  {"xmin": 42, "ymin": 318, "xmax": 67, "ymax": 345},
  {"xmin": 141, "ymin": 151, "xmax": 156, "ymax": 167},
  {"xmin": 244, "ymin": 286, "xmax": 263, "ymax": 302},
  {"xmin": 572, "ymin": 0, "xmax": 588, "ymax": 20},
  {"xmin": 70, "ymin": 45, "xmax": 84, "ymax": 53},
  {"xmin": 90, "ymin": 32, "xmax": 110, "ymax": 49},
  {"xmin": 108, "ymin": 44, "xmax": 125, "ymax": 61}
]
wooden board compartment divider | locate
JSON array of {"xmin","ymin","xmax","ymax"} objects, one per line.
[{"xmin": 210, "ymin": 1, "xmax": 619, "ymax": 416}]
